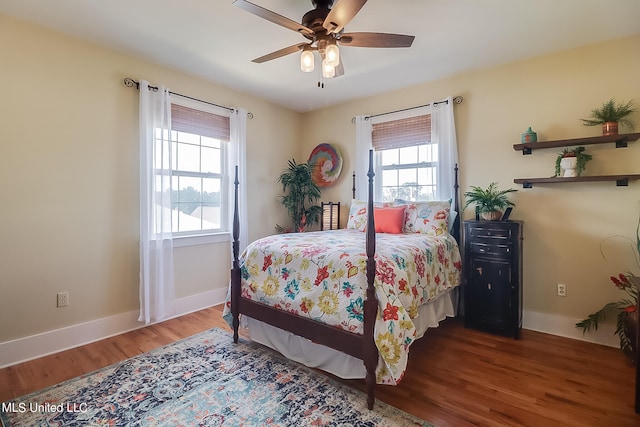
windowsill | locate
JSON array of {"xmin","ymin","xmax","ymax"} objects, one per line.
[{"xmin": 172, "ymin": 232, "xmax": 230, "ymax": 247}]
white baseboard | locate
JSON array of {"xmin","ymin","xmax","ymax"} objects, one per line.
[
  {"xmin": 0, "ymin": 288, "xmax": 228, "ymax": 369},
  {"xmin": 1, "ymin": 302, "xmax": 620, "ymax": 369},
  {"xmin": 523, "ymin": 309, "xmax": 619, "ymax": 348}
]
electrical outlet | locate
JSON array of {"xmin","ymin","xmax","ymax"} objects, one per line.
[
  {"xmin": 557, "ymin": 283, "xmax": 567, "ymax": 297},
  {"xmin": 57, "ymin": 292, "xmax": 69, "ymax": 307}
]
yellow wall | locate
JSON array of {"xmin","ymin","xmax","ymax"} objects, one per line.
[
  {"xmin": 299, "ymin": 34, "xmax": 640, "ymax": 342},
  {"xmin": 0, "ymin": 14, "xmax": 301, "ymax": 343},
  {"xmin": 2, "ymin": 10, "xmax": 639, "ymax": 352}
]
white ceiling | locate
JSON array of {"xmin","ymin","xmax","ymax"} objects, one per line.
[{"xmin": 2, "ymin": 0, "xmax": 640, "ymax": 112}]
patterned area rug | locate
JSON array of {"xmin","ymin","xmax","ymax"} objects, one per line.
[{"xmin": 1, "ymin": 328, "xmax": 433, "ymax": 426}]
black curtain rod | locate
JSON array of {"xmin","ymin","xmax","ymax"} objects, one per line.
[
  {"xmin": 123, "ymin": 77, "xmax": 253, "ymax": 119},
  {"xmin": 351, "ymin": 96, "xmax": 463, "ymax": 123}
]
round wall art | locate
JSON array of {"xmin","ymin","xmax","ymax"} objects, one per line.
[{"xmin": 308, "ymin": 143, "xmax": 343, "ymax": 187}]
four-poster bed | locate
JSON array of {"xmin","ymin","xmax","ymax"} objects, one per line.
[{"xmin": 225, "ymin": 151, "xmax": 462, "ymax": 409}]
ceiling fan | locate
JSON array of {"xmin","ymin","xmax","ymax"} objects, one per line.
[{"xmin": 233, "ymin": 0, "xmax": 415, "ymax": 79}]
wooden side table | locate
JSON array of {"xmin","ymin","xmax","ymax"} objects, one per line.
[{"xmin": 463, "ymin": 220, "xmax": 523, "ymax": 339}]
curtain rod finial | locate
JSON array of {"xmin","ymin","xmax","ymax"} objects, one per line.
[{"xmin": 123, "ymin": 77, "xmax": 139, "ymax": 89}]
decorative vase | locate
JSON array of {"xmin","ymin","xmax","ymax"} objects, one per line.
[
  {"xmin": 559, "ymin": 156, "xmax": 578, "ymax": 177},
  {"xmin": 480, "ymin": 211, "xmax": 502, "ymax": 221},
  {"xmin": 602, "ymin": 122, "xmax": 618, "ymax": 136},
  {"xmin": 521, "ymin": 127, "xmax": 537, "ymax": 143}
]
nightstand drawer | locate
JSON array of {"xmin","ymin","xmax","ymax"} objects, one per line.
[
  {"xmin": 467, "ymin": 226, "xmax": 513, "ymax": 240},
  {"xmin": 469, "ymin": 242, "xmax": 513, "ymax": 257}
]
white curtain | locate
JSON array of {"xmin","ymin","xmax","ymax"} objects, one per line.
[
  {"xmin": 228, "ymin": 108, "xmax": 248, "ymax": 253},
  {"xmin": 354, "ymin": 115, "xmax": 373, "ymax": 200},
  {"xmin": 138, "ymin": 80, "xmax": 176, "ymax": 324},
  {"xmin": 432, "ymin": 96, "xmax": 459, "ymax": 201},
  {"xmin": 354, "ymin": 97, "xmax": 459, "ymax": 202}
]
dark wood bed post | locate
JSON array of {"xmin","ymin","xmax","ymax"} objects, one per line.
[
  {"xmin": 231, "ymin": 166, "xmax": 241, "ymax": 344},
  {"xmin": 453, "ymin": 163, "xmax": 461, "ymax": 243},
  {"xmin": 352, "ymin": 171, "xmax": 356, "ymax": 199},
  {"xmin": 363, "ymin": 149, "xmax": 379, "ymax": 410}
]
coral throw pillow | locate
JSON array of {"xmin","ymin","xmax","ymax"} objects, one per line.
[{"xmin": 373, "ymin": 206, "xmax": 406, "ymax": 234}]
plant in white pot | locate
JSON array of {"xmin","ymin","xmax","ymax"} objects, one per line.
[
  {"xmin": 555, "ymin": 147, "xmax": 592, "ymax": 177},
  {"xmin": 464, "ymin": 182, "xmax": 517, "ymax": 221}
]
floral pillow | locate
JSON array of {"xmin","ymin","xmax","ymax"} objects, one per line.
[
  {"xmin": 347, "ymin": 199, "xmax": 368, "ymax": 231},
  {"xmin": 403, "ymin": 200, "xmax": 451, "ymax": 236},
  {"xmin": 347, "ymin": 199, "xmax": 395, "ymax": 232}
]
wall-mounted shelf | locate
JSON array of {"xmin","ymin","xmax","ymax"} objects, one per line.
[
  {"xmin": 514, "ymin": 174, "xmax": 640, "ymax": 188},
  {"xmin": 513, "ymin": 132, "xmax": 640, "ymax": 155}
]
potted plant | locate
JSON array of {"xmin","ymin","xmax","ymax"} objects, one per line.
[
  {"xmin": 554, "ymin": 146, "xmax": 592, "ymax": 177},
  {"xmin": 464, "ymin": 182, "xmax": 517, "ymax": 221},
  {"xmin": 576, "ymin": 220, "xmax": 639, "ymax": 359},
  {"xmin": 581, "ymin": 98, "xmax": 636, "ymax": 136},
  {"xmin": 276, "ymin": 159, "xmax": 322, "ymax": 232}
]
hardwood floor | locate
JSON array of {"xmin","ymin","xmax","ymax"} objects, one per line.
[{"xmin": 1, "ymin": 305, "xmax": 637, "ymax": 426}]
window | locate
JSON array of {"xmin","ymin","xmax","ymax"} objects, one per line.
[
  {"xmin": 372, "ymin": 111, "xmax": 437, "ymax": 202},
  {"xmin": 379, "ymin": 144, "xmax": 437, "ymax": 201},
  {"xmin": 156, "ymin": 99, "xmax": 230, "ymax": 237}
]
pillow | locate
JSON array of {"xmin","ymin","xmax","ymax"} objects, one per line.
[
  {"xmin": 373, "ymin": 206, "xmax": 406, "ymax": 234},
  {"xmin": 346, "ymin": 199, "xmax": 368, "ymax": 231},
  {"xmin": 346, "ymin": 199, "xmax": 396, "ymax": 232},
  {"xmin": 404, "ymin": 200, "xmax": 451, "ymax": 236}
]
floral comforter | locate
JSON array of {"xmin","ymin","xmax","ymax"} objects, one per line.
[{"xmin": 223, "ymin": 229, "xmax": 461, "ymax": 384}]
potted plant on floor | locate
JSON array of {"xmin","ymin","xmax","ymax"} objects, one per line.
[
  {"xmin": 554, "ymin": 146, "xmax": 592, "ymax": 177},
  {"xmin": 576, "ymin": 220, "xmax": 639, "ymax": 360},
  {"xmin": 276, "ymin": 159, "xmax": 322, "ymax": 232},
  {"xmin": 464, "ymin": 182, "xmax": 517, "ymax": 221},
  {"xmin": 581, "ymin": 98, "xmax": 636, "ymax": 136}
]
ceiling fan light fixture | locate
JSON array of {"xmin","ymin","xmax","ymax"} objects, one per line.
[
  {"xmin": 322, "ymin": 58, "xmax": 335, "ymax": 78},
  {"xmin": 301, "ymin": 48, "xmax": 315, "ymax": 72},
  {"xmin": 325, "ymin": 42, "xmax": 340, "ymax": 67}
]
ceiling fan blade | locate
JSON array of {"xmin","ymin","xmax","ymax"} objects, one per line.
[
  {"xmin": 252, "ymin": 43, "xmax": 308, "ymax": 63},
  {"xmin": 323, "ymin": 0, "xmax": 367, "ymax": 34},
  {"xmin": 233, "ymin": 0, "xmax": 313, "ymax": 36},
  {"xmin": 339, "ymin": 32, "xmax": 415, "ymax": 48}
]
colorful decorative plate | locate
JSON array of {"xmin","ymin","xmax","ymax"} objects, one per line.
[{"xmin": 308, "ymin": 143, "xmax": 342, "ymax": 187}]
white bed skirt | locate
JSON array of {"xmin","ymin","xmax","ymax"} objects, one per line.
[{"xmin": 241, "ymin": 287, "xmax": 459, "ymax": 380}]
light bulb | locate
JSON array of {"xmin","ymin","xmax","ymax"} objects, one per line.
[
  {"xmin": 300, "ymin": 49, "xmax": 314, "ymax": 72},
  {"xmin": 325, "ymin": 43, "xmax": 339, "ymax": 67},
  {"xmin": 322, "ymin": 59, "xmax": 335, "ymax": 78}
]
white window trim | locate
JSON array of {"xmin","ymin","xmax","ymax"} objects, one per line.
[
  {"xmin": 172, "ymin": 232, "xmax": 230, "ymax": 248},
  {"xmin": 371, "ymin": 106, "xmax": 432, "ymax": 202},
  {"xmin": 168, "ymin": 96, "xmax": 232, "ymax": 244}
]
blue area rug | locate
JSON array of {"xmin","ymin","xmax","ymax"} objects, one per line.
[{"xmin": 1, "ymin": 328, "xmax": 433, "ymax": 426}]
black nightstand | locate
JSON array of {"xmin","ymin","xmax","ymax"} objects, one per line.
[{"xmin": 463, "ymin": 220, "xmax": 523, "ymax": 339}]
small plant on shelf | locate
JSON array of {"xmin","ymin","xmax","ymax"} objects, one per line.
[
  {"xmin": 554, "ymin": 147, "xmax": 592, "ymax": 177},
  {"xmin": 581, "ymin": 98, "xmax": 636, "ymax": 135}
]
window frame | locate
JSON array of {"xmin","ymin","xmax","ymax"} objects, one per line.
[
  {"xmin": 370, "ymin": 106, "xmax": 440, "ymax": 202},
  {"xmin": 166, "ymin": 96, "xmax": 231, "ymax": 244}
]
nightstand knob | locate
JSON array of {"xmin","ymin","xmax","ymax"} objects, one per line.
[{"xmin": 488, "ymin": 283, "xmax": 492, "ymax": 290}]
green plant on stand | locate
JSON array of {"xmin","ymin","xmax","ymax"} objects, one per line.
[{"xmin": 276, "ymin": 159, "xmax": 322, "ymax": 232}]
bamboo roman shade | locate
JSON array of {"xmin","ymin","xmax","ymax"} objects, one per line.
[
  {"xmin": 371, "ymin": 114, "xmax": 431, "ymax": 150},
  {"xmin": 171, "ymin": 104, "xmax": 230, "ymax": 140}
]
